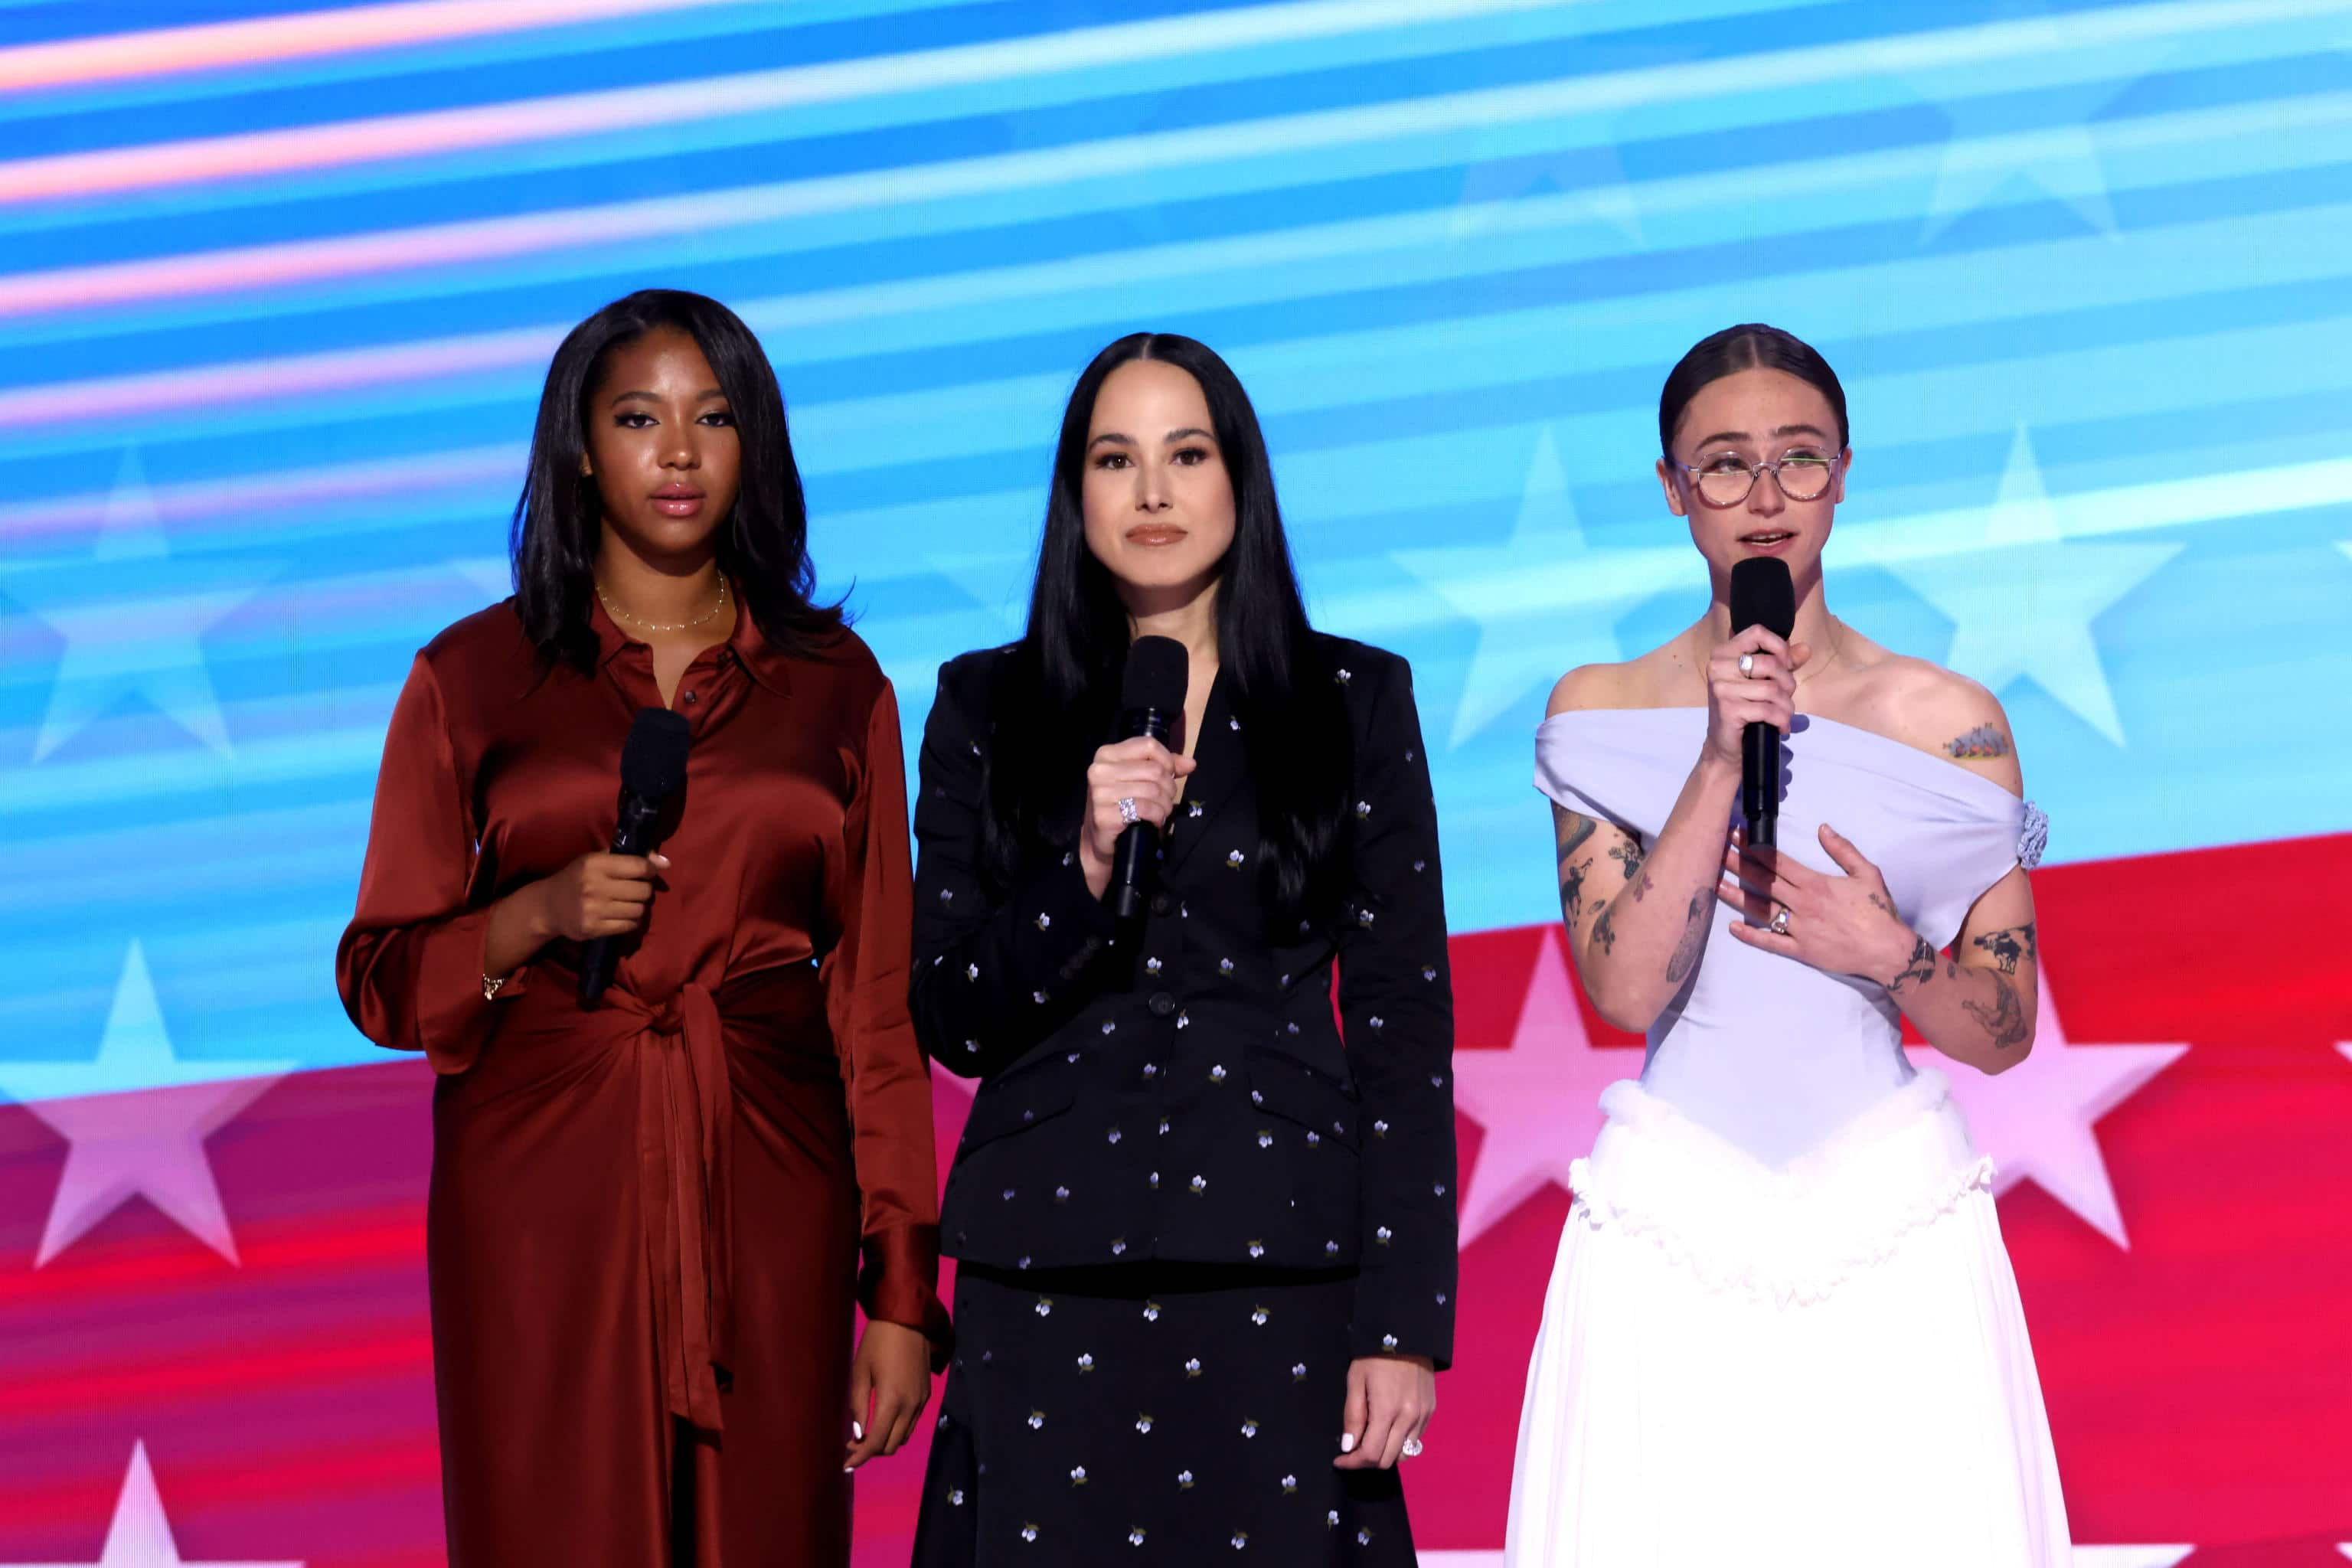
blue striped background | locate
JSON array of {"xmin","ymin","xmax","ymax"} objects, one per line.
[{"xmin": 2, "ymin": 0, "xmax": 2345, "ymax": 1086}]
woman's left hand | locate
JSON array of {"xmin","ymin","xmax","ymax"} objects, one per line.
[
  {"xmin": 1718, "ymin": 822, "xmax": 1922, "ymax": 984},
  {"xmin": 843, "ymin": 1319, "xmax": 931, "ymax": 1472},
  {"xmin": 1334, "ymin": 1354, "xmax": 1436, "ymax": 1470}
]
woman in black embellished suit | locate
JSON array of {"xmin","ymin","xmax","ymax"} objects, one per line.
[{"xmin": 907, "ymin": 334, "xmax": 1457, "ymax": 1564}]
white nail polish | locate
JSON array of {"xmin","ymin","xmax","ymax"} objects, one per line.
[
  {"xmin": 1339, "ymin": 1433, "xmax": 1357, "ymax": 1453},
  {"xmin": 852, "ymin": 1421, "xmax": 864, "ymax": 1440}
]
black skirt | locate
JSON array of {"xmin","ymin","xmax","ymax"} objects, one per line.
[{"xmin": 912, "ymin": 1262, "xmax": 1416, "ymax": 1565}]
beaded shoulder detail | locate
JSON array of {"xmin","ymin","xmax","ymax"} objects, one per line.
[{"xmin": 2017, "ymin": 801, "xmax": 2050, "ymax": 870}]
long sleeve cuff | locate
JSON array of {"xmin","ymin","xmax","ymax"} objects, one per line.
[
  {"xmin": 1348, "ymin": 1260, "xmax": 1456, "ymax": 1371},
  {"xmin": 861, "ymin": 1222, "xmax": 953, "ymax": 1371},
  {"xmin": 411, "ymin": 906, "xmax": 526, "ymax": 1075}
]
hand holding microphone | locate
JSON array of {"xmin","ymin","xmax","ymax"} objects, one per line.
[
  {"xmin": 1078, "ymin": 636, "xmax": 1194, "ymax": 910},
  {"xmin": 1712, "ymin": 558, "xmax": 1810, "ymax": 848}
]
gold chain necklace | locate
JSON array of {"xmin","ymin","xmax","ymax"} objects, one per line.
[
  {"xmin": 1794, "ymin": 616, "xmax": 1845, "ymax": 687},
  {"xmin": 597, "ymin": 571, "xmax": 728, "ymax": 633}
]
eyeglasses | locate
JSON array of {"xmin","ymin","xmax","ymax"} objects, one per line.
[{"xmin": 1668, "ymin": 449, "xmax": 1841, "ymax": 508}]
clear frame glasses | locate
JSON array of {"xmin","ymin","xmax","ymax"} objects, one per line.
[{"xmin": 1669, "ymin": 449, "xmax": 1842, "ymax": 508}]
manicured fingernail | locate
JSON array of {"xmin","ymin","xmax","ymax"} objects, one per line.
[
  {"xmin": 1339, "ymin": 1433, "xmax": 1357, "ymax": 1453},
  {"xmin": 851, "ymin": 1421, "xmax": 864, "ymax": 1440}
]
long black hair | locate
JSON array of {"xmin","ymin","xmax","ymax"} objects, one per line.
[
  {"xmin": 1658, "ymin": 323, "xmax": 1849, "ymax": 456},
  {"xmin": 510, "ymin": 288, "xmax": 842, "ymax": 669},
  {"xmin": 980, "ymin": 333, "xmax": 1353, "ymax": 924}
]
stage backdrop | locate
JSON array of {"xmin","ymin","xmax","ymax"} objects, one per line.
[{"xmin": 2, "ymin": 1, "xmax": 2349, "ymax": 1563}]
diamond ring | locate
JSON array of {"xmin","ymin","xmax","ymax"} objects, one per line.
[
  {"xmin": 1737, "ymin": 652, "xmax": 1756, "ymax": 678},
  {"xmin": 1769, "ymin": 906, "xmax": 1792, "ymax": 936},
  {"xmin": 1117, "ymin": 797, "xmax": 1139, "ymax": 826},
  {"xmin": 1401, "ymin": 1437, "xmax": 1425, "ymax": 1459}
]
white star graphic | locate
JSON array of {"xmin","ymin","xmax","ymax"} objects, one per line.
[
  {"xmin": 1882, "ymin": 426, "xmax": 2179, "ymax": 746},
  {"xmin": 1395, "ymin": 427, "xmax": 1688, "ymax": 747},
  {"xmin": 1908, "ymin": 968, "xmax": 2186, "ymax": 1250},
  {"xmin": 1451, "ymin": 928, "xmax": 1645, "ymax": 1248},
  {"xmin": 2, "ymin": 1441, "xmax": 302, "ymax": 1568},
  {"xmin": 449, "ymin": 554, "xmax": 513, "ymax": 603},
  {"xmin": 1447, "ymin": 87, "xmax": 1642, "ymax": 249},
  {"xmin": 6, "ymin": 450, "xmax": 260, "ymax": 763},
  {"xmin": 0, "ymin": 942, "xmax": 295, "ymax": 1267},
  {"xmin": 1908, "ymin": 28, "xmax": 2172, "ymax": 240}
]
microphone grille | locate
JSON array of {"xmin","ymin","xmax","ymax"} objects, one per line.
[
  {"xmin": 619, "ymin": 707, "xmax": 693, "ymax": 799},
  {"xmin": 1728, "ymin": 557, "xmax": 1796, "ymax": 640},
  {"xmin": 1120, "ymin": 635, "xmax": 1190, "ymax": 713}
]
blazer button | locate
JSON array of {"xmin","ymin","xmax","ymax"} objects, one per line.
[
  {"xmin": 1148, "ymin": 991, "xmax": 1177, "ymax": 1017},
  {"xmin": 1150, "ymin": 892, "xmax": 1173, "ymax": 917}
]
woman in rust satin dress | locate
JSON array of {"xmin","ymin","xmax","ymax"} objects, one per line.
[{"xmin": 335, "ymin": 289, "xmax": 948, "ymax": 1566}]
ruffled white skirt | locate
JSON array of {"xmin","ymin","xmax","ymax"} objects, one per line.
[{"xmin": 1502, "ymin": 1070, "xmax": 2070, "ymax": 1568}]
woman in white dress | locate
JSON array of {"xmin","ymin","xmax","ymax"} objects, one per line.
[{"xmin": 1503, "ymin": 324, "xmax": 2070, "ymax": 1566}]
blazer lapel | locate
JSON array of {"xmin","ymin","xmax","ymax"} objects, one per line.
[{"xmin": 1161, "ymin": 668, "xmax": 1250, "ymax": 881}]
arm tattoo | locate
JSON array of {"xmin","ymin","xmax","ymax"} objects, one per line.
[
  {"xmin": 1885, "ymin": 936, "xmax": 1938, "ymax": 995},
  {"xmin": 1943, "ymin": 724, "xmax": 2013, "ymax": 761},
  {"xmin": 1630, "ymin": 871, "xmax": 1655, "ymax": 903},
  {"xmin": 1557, "ymin": 812, "xmax": 1597, "ymax": 862},
  {"xmin": 1664, "ymin": 893, "xmax": 1706, "ymax": 983},
  {"xmin": 1963, "ymin": 971, "xmax": 2031, "ymax": 1048},
  {"xmin": 1558, "ymin": 856, "xmax": 1594, "ymax": 923},
  {"xmin": 1969, "ymin": 923, "xmax": 2037, "ymax": 975},
  {"xmin": 1609, "ymin": 837, "xmax": 1645, "ymax": 882},
  {"xmin": 1592, "ymin": 901, "xmax": 1619, "ymax": 956}
]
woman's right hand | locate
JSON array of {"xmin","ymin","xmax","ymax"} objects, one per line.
[
  {"xmin": 1702, "ymin": 626, "xmax": 1811, "ymax": 772},
  {"xmin": 532, "ymin": 851, "xmax": 668, "ymax": 942},
  {"xmin": 1077, "ymin": 739, "xmax": 1197, "ymax": 900}
]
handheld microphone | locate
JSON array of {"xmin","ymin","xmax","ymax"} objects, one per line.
[
  {"xmin": 1109, "ymin": 636, "xmax": 1190, "ymax": 922},
  {"xmin": 1727, "ymin": 557, "xmax": 1796, "ymax": 849},
  {"xmin": 580, "ymin": 707, "xmax": 693, "ymax": 1008}
]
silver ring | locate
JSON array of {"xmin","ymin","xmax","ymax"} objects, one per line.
[
  {"xmin": 1769, "ymin": 906, "xmax": 1792, "ymax": 936},
  {"xmin": 1737, "ymin": 652, "xmax": 1756, "ymax": 678},
  {"xmin": 1401, "ymin": 1437, "xmax": 1424, "ymax": 1459},
  {"xmin": 1117, "ymin": 796, "xmax": 1139, "ymax": 826}
]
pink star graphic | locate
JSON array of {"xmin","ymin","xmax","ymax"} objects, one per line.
[
  {"xmin": 1908, "ymin": 968, "xmax": 2187, "ymax": 1250},
  {"xmin": 2, "ymin": 1440, "xmax": 302, "ymax": 1567},
  {"xmin": 0, "ymin": 942, "xmax": 292, "ymax": 1268},
  {"xmin": 1451, "ymin": 929, "xmax": 1645, "ymax": 1249}
]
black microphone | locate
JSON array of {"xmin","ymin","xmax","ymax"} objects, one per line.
[
  {"xmin": 580, "ymin": 707, "xmax": 693, "ymax": 1008},
  {"xmin": 1728, "ymin": 556, "xmax": 1796, "ymax": 849},
  {"xmin": 1109, "ymin": 635, "xmax": 1190, "ymax": 922}
]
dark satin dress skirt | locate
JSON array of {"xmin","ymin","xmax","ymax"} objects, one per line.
[{"xmin": 911, "ymin": 1263, "xmax": 1415, "ymax": 1565}]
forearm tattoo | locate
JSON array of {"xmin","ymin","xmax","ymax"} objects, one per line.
[
  {"xmin": 1558, "ymin": 857, "xmax": 1593, "ymax": 923},
  {"xmin": 1664, "ymin": 892, "xmax": 1707, "ymax": 983},
  {"xmin": 1969, "ymin": 923, "xmax": 2037, "ymax": 975},
  {"xmin": 1592, "ymin": 901, "xmax": 1619, "ymax": 956},
  {"xmin": 1963, "ymin": 971, "xmax": 2031, "ymax": 1048},
  {"xmin": 1885, "ymin": 936, "xmax": 1939, "ymax": 995},
  {"xmin": 1943, "ymin": 724, "xmax": 2013, "ymax": 761},
  {"xmin": 1629, "ymin": 871, "xmax": 1655, "ymax": 903},
  {"xmin": 1555, "ymin": 812, "xmax": 1599, "ymax": 926},
  {"xmin": 1609, "ymin": 837, "xmax": 1645, "ymax": 881}
]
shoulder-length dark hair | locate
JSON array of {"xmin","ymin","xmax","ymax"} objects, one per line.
[
  {"xmin": 509, "ymin": 288, "xmax": 842, "ymax": 669},
  {"xmin": 980, "ymin": 332, "xmax": 1353, "ymax": 924},
  {"xmin": 1658, "ymin": 322, "xmax": 1850, "ymax": 456}
]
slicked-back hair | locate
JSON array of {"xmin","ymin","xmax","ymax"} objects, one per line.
[
  {"xmin": 510, "ymin": 288, "xmax": 841, "ymax": 671},
  {"xmin": 980, "ymin": 332, "xmax": 1353, "ymax": 925},
  {"xmin": 1658, "ymin": 323, "xmax": 1850, "ymax": 457}
]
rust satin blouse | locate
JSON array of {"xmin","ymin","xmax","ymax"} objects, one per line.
[{"xmin": 336, "ymin": 598, "xmax": 945, "ymax": 1564}]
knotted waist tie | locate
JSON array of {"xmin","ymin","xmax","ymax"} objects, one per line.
[{"xmin": 527, "ymin": 962, "xmax": 828, "ymax": 1435}]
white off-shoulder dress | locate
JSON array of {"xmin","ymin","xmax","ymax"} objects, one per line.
[{"xmin": 1504, "ymin": 708, "xmax": 2070, "ymax": 1568}]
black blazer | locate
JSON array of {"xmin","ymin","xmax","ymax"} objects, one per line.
[{"xmin": 910, "ymin": 635, "xmax": 1459, "ymax": 1367}]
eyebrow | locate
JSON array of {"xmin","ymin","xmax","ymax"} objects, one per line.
[
  {"xmin": 1088, "ymin": 426, "xmax": 1216, "ymax": 449},
  {"xmin": 609, "ymin": 387, "xmax": 728, "ymax": 407},
  {"xmin": 1693, "ymin": 423, "xmax": 1832, "ymax": 449}
]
